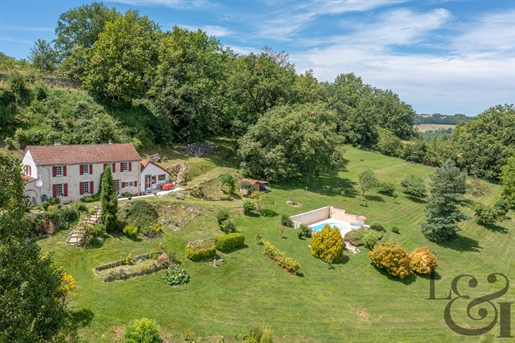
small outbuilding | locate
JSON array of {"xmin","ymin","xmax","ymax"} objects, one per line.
[
  {"xmin": 140, "ymin": 160, "xmax": 172, "ymax": 193},
  {"xmin": 239, "ymin": 178, "xmax": 270, "ymax": 195}
]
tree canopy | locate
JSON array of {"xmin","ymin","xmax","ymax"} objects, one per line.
[
  {"xmin": 420, "ymin": 159, "xmax": 469, "ymax": 241},
  {"xmin": 238, "ymin": 102, "xmax": 345, "ymax": 181}
]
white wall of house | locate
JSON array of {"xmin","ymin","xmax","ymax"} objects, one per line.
[
  {"xmin": 140, "ymin": 163, "xmax": 170, "ymax": 193},
  {"xmin": 22, "ymin": 150, "xmax": 37, "ymax": 179},
  {"xmin": 26, "ymin": 161, "xmax": 140, "ymax": 204}
]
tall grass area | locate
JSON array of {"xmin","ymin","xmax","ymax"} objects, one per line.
[{"xmin": 38, "ymin": 146, "xmax": 515, "ymax": 342}]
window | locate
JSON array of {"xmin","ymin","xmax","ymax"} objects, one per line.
[
  {"xmin": 114, "ymin": 180, "xmax": 121, "ymax": 192},
  {"xmin": 121, "ymin": 181, "xmax": 138, "ymax": 188},
  {"xmin": 53, "ymin": 183, "xmax": 68, "ymax": 197},
  {"xmin": 121, "ymin": 162, "xmax": 129, "ymax": 172},
  {"xmin": 25, "ymin": 165, "xmax": 31, "ymax": 176},
  {"xmin": 80, "ymin": 164, "xmax": 92, "ymax": 175},
  {"xmin": 82, "ymin": 182, "xmax": 91, "ymax": 194},
  {"xmin": 158, "ymin": 174, "xmax": 166, "ymax": 181},
  {"xmin": 53, "ymin": 165, "xmax": 66, "ymax": 177}
]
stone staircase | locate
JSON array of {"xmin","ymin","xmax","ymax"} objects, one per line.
[{"xmin": 67, "ymin": 206, "xmax": 101, "ymax": 246}]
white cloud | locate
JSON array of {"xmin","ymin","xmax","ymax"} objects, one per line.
[
  {"xmin": 178, "ymin": 24, "xmax": 232, "ymax": 37},
  {"xmin": 0, "ymin": 37, "xmax": 34, "ymax": 44},
  {"xmin": 254, "ymin": 0, "xmax": 408, "ymax": 39},
  {"xmin": 107, "ymin": 0, "xmax": 213, "ymax": 10},
  {"xmin": 227, "ymin": 44, "xmax": 258, "ymax": 55},
  {"xmin": 290, "ymin": 8, "xmax": 514, "ymax": 115},
  {"xmin": 1, "ymin": 25, "xmax": 54, "ymax": 32}
]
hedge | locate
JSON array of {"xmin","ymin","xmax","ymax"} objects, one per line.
[
  {"xmin": 95, "ymin": 252, "xmax": 163, "ymax": 271},
  {"xmin": 262, "ymin": 241, "xmax": 300, "ymax": 274},
  {"xmin": 185, "ymin": 239, "xmax": 216, "ymax": 261},
  {"xmin": 214, "ymin": 233, "xmax": 245, "ymax": 252}
]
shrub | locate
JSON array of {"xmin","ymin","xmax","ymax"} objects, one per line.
[
  {"xmin": 280, "ymin": 214, "xmax": 293, "ymax": 227},
  {"xmin": 141, "ymin": 223, "xmax": 162, "ymax": 238},
  {"xmin": 162, "ymin": 266, "xmax": 190, "ymax": 286},
  {"xmin": 239, "ymin": 181, "xmax": 254, "ymax": 196},
  {"xmin": 156, "ymin": 253, "xmax": 171, "ymax": 266},
  {"xmin": 127, "ymin": 200, "xmax": 159, "ymax": 229},
  {"xmin": 174, "ymin": 191, "xmax": 185, "ymax": 200},
  {"xmin": 41, "ymin": 201, "xmax": 50, "ymax": 211},
  {"xmin": 344, "ymin": 228, "xmax": 382, "ymax": 246},
  {"xmin": 400, "ymin": 174, "xmax": 426, "ymax": 198},
  {"xmin": 123, "ymin": 224, "xmax": 139, "ymax": 239},
  {"xmin": 246, "ymin": 325, "xmax": 274, "ymax": 343},
  {"xmin": 409, "ymin": 246, "xmax": 438, "ymax": 275},
  {"xmin": 368, "ymin": 242, "xmax": 410, "ymax": 279},
  {"xmin": 370, "ymin": 222, "xmax": 385, "ymax": 232},
  {"xmin": 391, "ymin": 226, "xmax": 400, "ymax": 234},
  {"xmin": 185, "ymin": 240, "xmax": 216, "ymax": 261},
  {"xmin": 377, "ymin": 182, "xmax": 395, "ymax": 196},
  {"xmin": 297, "ymin": 224, "xmax": 311, "ymax": 239},
  {"xmin": 49, "ymin": 197, "xmax": 60, "ymax": 205},
  {"xmin": 216, "ymin": 209, "xmax": 231, "ymax": 225},
  {"xmin": 221, "ymin": 219, "xmax": 236, "ymax": 234},
  {"xmin": 363, "ymin": 232, "xmax": 378, "ymax": 250},
  {"xmin": 214, "ymin": 233, "xmax": 245, "ymax": 252},
  {"xmin": 310, "ymin": 224, "xmax": 344, "ymax": 262},
  {"xmin": 262, "ymin": 241, "xmax": 300, "ymax": 274},
  {"xmin": 243, "ymin": 200, "xmax": 256, "ymax": 215},
  {"xmin": 123, "ymin": 318, "xmax": 161, "ymax": 343}
]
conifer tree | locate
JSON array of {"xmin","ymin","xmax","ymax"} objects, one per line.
[
  {"xmin": 100, "ymin": 165, "xmax": 118, "ymax": 231},
  {"xmin": 420, "ymin": 159, "xmax": 470, "ymax": 241}
]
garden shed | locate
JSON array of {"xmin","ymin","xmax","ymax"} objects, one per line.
[{"xmin": 239, "ymin": 178, "xmax": 270, "ymax": 195}]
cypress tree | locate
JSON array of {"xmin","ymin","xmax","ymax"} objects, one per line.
[
  {"xmin": 420, "ymin": 159, "xmax": 470, "ymax": 241},
  {"xmin": 100, "ymin": 165, "xmax": 118, "ymax": 231}
]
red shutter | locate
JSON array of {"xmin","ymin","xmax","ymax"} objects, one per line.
[
  {"xmin": 53, "ymin": 167, "xmax": 57, "ymax": 177},
  {"xmin": 134, "ymin": 181, "xmax": 137, "ymax": 187},
  {"xmin": 103, "ymin": 163, "xmax": 107, "ymax": 171},
  {"xmin": 122, "ymin": 182, "xmax": 125, "ymax": 188},
  {"xmin": 52, "ymin": 184, "xmax": 57, "ymax": 197},
  {"xmin": 80, "ymin": 182, "xmax": 84, "ymax": 195},
  {"xmin": 80, "ymin": 165, "xmax": 84, "ymax": 175},
  {"xmin": 112, "ymin": 163, "xmax": 116, "ymax": 172},
  {"xmin": 90, "ymin": 181, "xmax": 94, "ymax": 194},
  {"xmin": 90, "ymin": 164, "xmax": 93, "ymax": 174},
  {"xmin": 129, "ymin": 162, "xmax": 132, "ymax": 172},
  {"xmin": 64, "ymin": 184, "xmax": 68, "ymax": 196},
  {"xmin": 120, "ymin": 163, "xmax": 123, "ymax": 171},
  {"xmin": 63, "ymin": 166, "xmax": 67, "ymax": 176}
]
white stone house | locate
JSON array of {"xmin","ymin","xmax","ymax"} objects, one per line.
[
  {"xmin": 23, "ymin": 143, "xmax": 141, "ymax": 205},
  {"xmin": 140, "ymin": 159, "xmax": 171, "ymax": 193}
]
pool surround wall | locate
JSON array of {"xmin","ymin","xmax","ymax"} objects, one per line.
[{"xmin": 290, "ymin": 206, "xmax": 358, "ymax": 229}]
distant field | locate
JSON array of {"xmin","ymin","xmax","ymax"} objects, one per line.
[{"xmin": 415, "ymin": 124, "xmax": 455, "ymax": 132}]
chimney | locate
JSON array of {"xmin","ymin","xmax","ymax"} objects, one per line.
[{"xmin": 54, "ymin": 140, "xmax": 61, "ymax": 146}]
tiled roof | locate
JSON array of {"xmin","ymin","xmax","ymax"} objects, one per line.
[
  {"xmin": 141, "ymin": 159, "xmax": 170, "ymax": 175},
  {"xmin": 23, "ymin": 175, "xmax": 36, "ymax": 183},
  {"xmin": 240, "ymin": 178, "xmax": 268, "ymax": 185},
  {"xmin": 25, "ymin": 144, "xmax": 141, "ymax": 165}
]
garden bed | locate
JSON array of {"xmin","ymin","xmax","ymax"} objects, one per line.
[{"xmin": 94, "ymin": 251, "xmax": 174, "ymax": 282}]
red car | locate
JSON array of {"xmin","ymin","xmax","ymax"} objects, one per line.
[{"xmin": 161, "ymin": 182, "xmax": 175, "ymax": 190}]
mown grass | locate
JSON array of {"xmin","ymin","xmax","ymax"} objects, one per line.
[{"xmin": 38, "ymin": 145, "xmax": 515, "ymax": 342}]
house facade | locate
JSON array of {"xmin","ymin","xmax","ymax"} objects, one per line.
[
  {"xmin": 140, "ymin": 160, "xmax": 171, "ymax": 193},
  {"xmin": 23, "ymin": 143, "xmax": 141, "ymax": 205}
]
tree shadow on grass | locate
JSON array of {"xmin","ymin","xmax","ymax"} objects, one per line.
[
  {"xmin": 406, "ymin": 195, "xmax": 427, "ymax": 204},
  {"xmin": 436, "ymin": 235, "xmax": 482, "ymax": 253},
  {"xmin": 260, "ymin": 209, "xmax": 279, "ymax": 217},
  {"xmin": 482, "ymin": 223, "xmax": 508, "ymax": 234},
  {"xmin": 373, "ymin": 267, "xmax": 417, "ymax": 285},
  {"xmin": 365, "ymin": 195, "xmax": 385, "ymax": 203}
]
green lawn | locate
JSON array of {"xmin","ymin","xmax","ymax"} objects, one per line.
[{"xmin": 38, "ymin": 145, "xmax": 515, "ymax": 342}]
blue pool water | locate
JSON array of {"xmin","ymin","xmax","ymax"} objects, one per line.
[{"xmin": 311, "ymin": 221, "xmax": 351, "ymax": 232}]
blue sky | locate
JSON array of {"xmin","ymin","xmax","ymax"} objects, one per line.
[{"xmin": 1, "ymin": 0, "xmax": 514, "ymax": 116}]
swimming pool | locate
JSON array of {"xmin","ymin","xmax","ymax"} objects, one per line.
[{"xmin": 309, "ymin": 219, "xmax": 361, "ymax": 237}]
